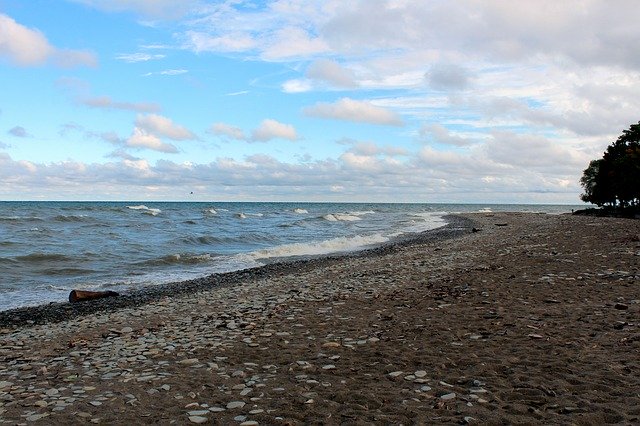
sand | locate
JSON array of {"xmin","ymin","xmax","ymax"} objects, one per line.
[{"xmin": 0, "ymin": 212, "xmax": 638, "ymax": 425}]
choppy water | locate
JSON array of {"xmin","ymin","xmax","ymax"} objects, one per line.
[{"xmin": 0, "ymin": 202, "xmax": 580, "ymax": 311}]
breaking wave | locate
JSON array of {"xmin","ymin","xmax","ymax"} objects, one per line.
[
  {"xmin": 127, "ymin": 205, "xmax": 162, "ymax": 216},
  {"xmin": 323, "ymin": 213, "xmax": 361, "ymax": 222},
  {"xmin": 250, "ymin": 233, "xmax": 389, "ymax": 260}
]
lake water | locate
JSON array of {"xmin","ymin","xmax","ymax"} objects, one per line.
[{"xmin": 0, "ymin": 202, "xmax": 581, "ymax": 311}]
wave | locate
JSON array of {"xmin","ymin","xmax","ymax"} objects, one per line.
[
  {"xmin": 15, "ymin": 253, "xmax": 74, "ymax": 263},
  {"xmin": 235, "ymin": 212, "xmax": 263, "ymax": 219},
  {"xmin": 206, "ymin": 208, "xmax": 217, "ymax": 215},
  {"xmin": 477, "ymin": 207, "xmax": 492, "ymax": 213},
  {"xmin": 323, "ymin": 213, "xmax": 361, "ymax": 222},
  {"xmin": 138, "ymin": 253, "xmax": 215, "ymax": 266},
  {"xmin": 405, "ymin": 212, "xmax": 448, "ymax": 233},
  {"xmin": 251, "ymin": 233, "xmax": 389, "ymax": 260},
  {"xmin": 127, "ymin": 205, "xmax": 161, "ymax": 216},
  {"xmin": 0, "ymin": 216, "xmax": 43, "ymax": 222},
  {"xmin": 53, "ymin": 214, "xmax": 89, "ymax": 222},
  {"xmin": 293, "ymin": 208, "xmax": 308, "ymax": 214}
]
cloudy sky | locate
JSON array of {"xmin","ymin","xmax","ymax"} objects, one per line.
[{"xmin": 1, "ymin": 0, "xmax": 638, "ymax": 203}]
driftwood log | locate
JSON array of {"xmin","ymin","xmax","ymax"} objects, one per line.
[{"xmin": 69, "ymin": 290, "xmax": 119, "ymax": 303}]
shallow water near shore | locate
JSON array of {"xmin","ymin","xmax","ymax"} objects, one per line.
[{"xmin": 0, "ymin": 202, "xmax": 580, "ymax": 310}]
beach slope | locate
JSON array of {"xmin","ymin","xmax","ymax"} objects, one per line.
[{"xmin": 0, "ymin": 212, "xmax": 638, "ymax": 424}]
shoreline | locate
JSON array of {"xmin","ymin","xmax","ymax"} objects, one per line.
[
  {"xmin": 1, "ymin": 212, "xmax": 638, "ymax": 424},
  {"xmin": 0, "ymin": 215, "xmax": 475, "ymax": 328}
]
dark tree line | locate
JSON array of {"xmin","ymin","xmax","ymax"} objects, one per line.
[{"xmin": 580, "ymin": 121, "xmax": 640, "ymax": 211}]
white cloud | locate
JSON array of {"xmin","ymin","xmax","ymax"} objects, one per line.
[
  {"xmin": 210, "ymin": 122, "xmax": 246, "ymax": 141},
  {"xmin": 0, "ymin": 14, "xmax": 96, "ymax": 68},
  {"xmin": 135, "ymin": 114, "xmax": 196, "ymax": 141},
  {"xmin": 142, "ymin": 69, "xmax": 188, "ymax": 77},
  {"xmin": 304, "ymin": 98, "xmax": 404, "ymax": 126},
  {"xmin": 210, "ymin": 120, "xmax": 299, "ymax": 143},
  {"xmin": 427, "ymin": 63, "xmax": 472, "ymax": 91},
  {"xmin": 82, "ymin": 96, "xmax": 161, "ymax": 113},
  {"xmin": 306, "ymin": 58, "xmax": 357, "ymax": 88},
  {"xmin": 251, "ymin": 119, "xmax": 299, "ymax": 142},
  {"xmin": 420, "ymin": 124, "xmax": 475, "ymax": 147},
  {"xmin": 116, "ymin": 52, "xmax": 166, "ymax": 62},
  {"xmin": 126, "ymin": 128, "xmax": 178, "ymax": 153},
  {"xmin": 261, "ymin": 27, "xmax": 329, "ymax": 60},
  {"xmin": 282, "ymin": 79, "xmax": 313, "ymax": 93},
  {"xmin": 183, "ymin": 31, "xmax": 256, "ymax": 53}
]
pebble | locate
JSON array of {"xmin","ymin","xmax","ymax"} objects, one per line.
[
  {"xmin": 414, "ymin": 370, "xmax": 427, "ymax": 378},
  {"xmin": 440, "ymin": 393, "xmax": 456, "ymax": 400},
  {"xmin": 188, "ymin": 416, "xmax": 208, "ymax": 424},
  {"xmin": 226, "ymin": 401, "xmax": 246, "ymax": 409}
]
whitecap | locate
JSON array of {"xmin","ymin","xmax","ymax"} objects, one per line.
[
  {"xmin": 293, "ymin": 208, "xmax": 308, "ymax": 214},
  {"xmin": 251, "ymin": 233, "xmax": 389, "ymax": 260},
  {"xmin": 323, "ymin": 213, "xmax": 361, "ymax": 222},
  {"xmin": 127, "ymin": 205, "xmax": 148, "ymax": 210}
]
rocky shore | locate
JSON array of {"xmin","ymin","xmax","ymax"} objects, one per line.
[{"xmin": 1, "ymin": 212, "xmax": 638, "ymax": 425}]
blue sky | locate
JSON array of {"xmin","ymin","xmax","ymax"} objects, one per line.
[{"xmin": 1, "ymin": 0, "xmax": 639, "ymax": 202}]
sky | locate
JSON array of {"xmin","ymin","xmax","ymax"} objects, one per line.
[{"xmin": 0, "ymin": 0, "xmax": 639, "ymax": 203}]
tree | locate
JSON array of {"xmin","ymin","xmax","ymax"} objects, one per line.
[{"xmin": 580, "ymin": 121, "xmax": 640, "ymax": 210}]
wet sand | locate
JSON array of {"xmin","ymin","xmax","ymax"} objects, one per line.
[{"xmin": 0, "ymin": 212, "xmax": 638, "ymax": 425}]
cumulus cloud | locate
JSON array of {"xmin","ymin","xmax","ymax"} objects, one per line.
[
  {"xmin": 209, "ymin": 123, "xmax": 246, "ymax": 141},
  {"xmin": 0, "ymin": 14, "xmax": 96, "ymax": 67},
  {"xmin": 8, "ymin": 126, "xmax": 30, "ymax": 138},
  {"xmin": 126, "ymin": 128, "xmax": 178, "ymax": 153},
  {"xmin": 427, "ymin": 63, "xmax": 472, "ymax": 91},
  {"xmin": 420, "ymin": 124, "xmax": 475, "ymax": 147},
  {"xmin": 82, "ymin": 96, "xmax": 161, "ymax": 113},
  {"xmin": 135, "ymin": 114, "xmax": 196, "ymax": 141},
  {"xmin": 304, "ymin": 98, "xmax": 404, "ymax": 126},
  {"xmin": 210, "ymin": 120, "xmax": 299, "ymax": 143},
  {"xmin": 251, "ymin": 119, "xmax": 299, "ymax": 142},
  {"xmin": 306, "ymin": 59, "xmax": 358, "ymax": 88}
]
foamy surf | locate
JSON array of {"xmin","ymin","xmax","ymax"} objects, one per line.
[
  {"xmin": 127, "ymin": 205, "xmax": 161, "ymax": 216},
  {"xmin": 323, "ymin": 213, "xmax": 361, "ymax": 222},
  {"xmin": 250, "ymin": 233, "xmax": 389, "ymax": 260}
]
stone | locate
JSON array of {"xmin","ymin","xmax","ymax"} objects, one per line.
[
  {"xmin": 440, "ymin": 393, "xmax": 456, "ymax": 400},
  {"xmin": 187, "ymin": 410, "xmax": 210, "ymax": 416},
  {"xmin": 45, "ymin": 388, "xmax": 60, "ymax": 396},
  {"xmin": 188, "ymin": 416, "xmax": 208, "ymax": 424},
  {"xmin": 388, "ymin": 371, "xmax": 403, "ymax": 378},
  {"xmin": 226, "ymin": 401, "xmax": 246, "ymax": 409},
  {"xmin": 414, "ymin": 370, "xmax": 427, "ymax": 378}
]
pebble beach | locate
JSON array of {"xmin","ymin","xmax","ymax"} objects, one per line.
[{"xmin": 0, "ymin": 212, "xmax": 638, "ymax": 425}]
